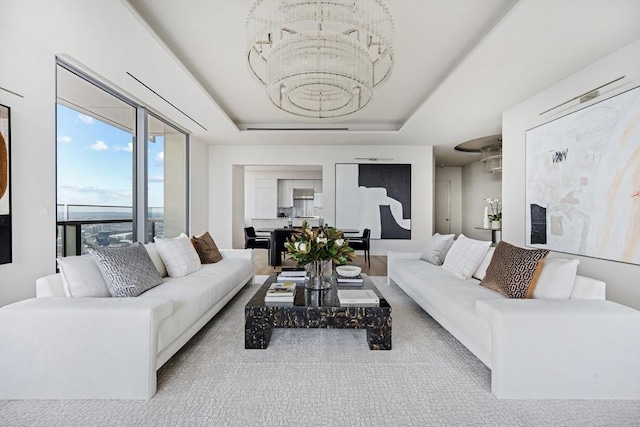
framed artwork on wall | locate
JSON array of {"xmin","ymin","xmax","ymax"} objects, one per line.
[
  {"xmin": 525, "ymin": 86, "xmax": 639, "ymax": 265},
  {"xmin": 0, "ymin": 103, "xmax": 11, "ymax": 264},
  {"xmin": 335, "ymin": 163, "xmax": 411, "ymax": 239}
]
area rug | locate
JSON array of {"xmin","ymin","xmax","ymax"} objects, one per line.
[{"xmin": 1, "ymin": 277, "xmax": 638, "ymax": 426}]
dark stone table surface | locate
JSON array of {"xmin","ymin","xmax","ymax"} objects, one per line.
[{"xmin": 245, "ymin": 273, "xmax": 392, "ymax": 350}]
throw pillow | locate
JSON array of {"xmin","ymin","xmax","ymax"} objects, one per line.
[
  {"xmin": 472, "ymin": 247, "xmax": 495, "ymax": 281},
  {"xmin": 441, "ymin": 234, "xmax": 492, "ymax": 279},
  {"xmin": 56, "ymin": 255, "xmax": 111, "ymax": 297},
  {"xmin": 154, "ymin": 233, "xmax": 202, "ymax": 278},
  {"xmin": 419, "ymin": 233, "xmax": 455, "ymax": 265},
  {"xmin": 527, "ymin": 258, "xmax": 580, "ymax": 299},
  {"xmin": 90, "ymin": 242, "xmax": 164, "ymax": 298},
  {"xmin": 480, "ymin": 241, "xmax": 549, "ymax": 298},
  {"xmin": 144, "ymin": 242, "xmax": 168, "ymax": 277},
  {"xmin": 191, "ymin": 231, "xmax": 223, "ymax": 264}
]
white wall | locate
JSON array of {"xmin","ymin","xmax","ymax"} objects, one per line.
[
  {"xmin": 189, "ymin": 138, "xmax": 209, "ymax": 236},
  {"xmin": 0, "ymin": 1, "xmax": 216, "ymax": 306},
  {"xmin": 503, "ymin": 39, "xmax": 640, "ymax": 309},
  {"xmin": 209, "ymin": 145, "xmax": 434, "ymax": 253},
  {"xmin": 434, "ymin": 167, "xmax": 462, "ymax": 235},
  {"xmin": 461, "ymin": 161, "xmax": 502, "ymax": 240}
]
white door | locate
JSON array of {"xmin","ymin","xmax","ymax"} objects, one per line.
[{"xmin": 435, "ymin": 180, "xmax": 451, "ymax": 235}]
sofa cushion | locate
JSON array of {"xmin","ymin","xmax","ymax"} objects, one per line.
[
  {"xmin": 442, "ymin": 234, "xmax": 492, "ymax": 279},
  {"xmin": 191, "ymin": 231, "xmax": 223, "ymax": 264},
  {"xmin": 480, "ymin": 241, "xmax": 549, "ymax": 298},
  {"xmin": 527, "ymin": 258, "xmax": 580, "ymax": 299},
  {"xmin": 419, "ymin": 233, "xmax": 455, "ymax": 265},
  {"xmin": 144, "ymin": 242, "xmax": 168, "ymax": 277},
  {"xmin": 141, "ymin": 256, "xmax": 254, "ymax": 352},
  {"xmin": 90, "ymin": 242, "xmax": 164, "ymax": 298},
  {"xmin": 472, "ymin": 247, "xmax": 495, "ymax": 281},
  {"xmin": 56, "ymin": 255, "xmax": 111, "ymax": 297},
  {"xmin": 154, "ymin": 233, "xmax": 202, "ymax": 278}
]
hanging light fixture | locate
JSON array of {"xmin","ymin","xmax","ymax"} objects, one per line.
[{"xmin": 246, "ymin": 0, "xmax": 394, "ymax": 121}]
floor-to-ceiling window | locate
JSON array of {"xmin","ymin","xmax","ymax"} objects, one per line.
[{"xmin": 56, "ymin": 60, "xmax": 188, "ymax": 257}]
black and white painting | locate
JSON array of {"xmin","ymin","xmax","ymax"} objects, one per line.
[
  {"xmin": 335, "ymin": 163, "xmax": 411, "ymax": 239},
  {"xmin": 525, "ymin": 86, "xmax": 639, "ymax": 265}
]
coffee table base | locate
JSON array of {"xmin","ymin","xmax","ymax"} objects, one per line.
[{"xmin": 245, "ymin": 306, "xmax": 392, "ymax": 350}]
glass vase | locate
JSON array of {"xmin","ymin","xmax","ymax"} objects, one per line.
[{"xmin": 305, "ymin": 259, "xmax": 332, "ymax": 290}]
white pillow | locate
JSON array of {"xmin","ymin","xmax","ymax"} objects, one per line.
[
  {"xmin": 442, "ymin": 234, "xmax": 492, "ymax": 280},
  {"xmin": 154, "ymin": 233, "xmax": 202, "ymax": 278},
  {"xmin": 56, "ymin": 255, "xmax": 111, "ymax": 297},
  {"xmin": 144, "ymin": 242, "xmax": 168, "ymax": 277},
  {"xmin": 472, "ymin": 247, "xmax": 495, "ymax": 281},
  {"xmin": 530, "ymin": 258, "xmax": 580, "ymax": 299},
  {"xmin": 419, "ymin": 233, "xmax": 455, "ymax": 265}
]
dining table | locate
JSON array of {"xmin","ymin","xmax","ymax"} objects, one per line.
[{"xmin": 256, "ymin": 227, "xmax": 360, "ymax": 267}]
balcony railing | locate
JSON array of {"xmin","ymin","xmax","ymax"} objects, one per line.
[{"xmin": 56, "ymin": 204, "xmax": 163, "ymax": 257}]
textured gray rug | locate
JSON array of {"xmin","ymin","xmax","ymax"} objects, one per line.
[{"xmin": 1, "ymin": 277, "xmax": 638, "ymax": 426}]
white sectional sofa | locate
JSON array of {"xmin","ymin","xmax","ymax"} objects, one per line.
[
  {"xmin": 0, "ymin": 245, "xmax": 254, "ymax": 400},
  {"xmin": 388, "ymin": 250, "xmax": 640, "ymax": 400}
]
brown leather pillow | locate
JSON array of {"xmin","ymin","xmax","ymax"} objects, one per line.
[
  {"xmin": 480, "ymin": 241, "xmax": 549, "ymax": 298},
  {"xmin": 191, "ymin": 232, "xmax": 223, "ymax": 264}
]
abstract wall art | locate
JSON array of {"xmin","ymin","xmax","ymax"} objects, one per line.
[
  {"xmin": 335, "ymin": 163, "xmax": 411, "ymax": 239},
  {"xmin": 525, "ymin": 86, "xmax": 639, "ymax": 265},
  {"xmin": 0, "ymin": 104, "xmax": 11, "ymax": 264}
]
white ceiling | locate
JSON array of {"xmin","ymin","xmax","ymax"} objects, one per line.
[{"xmin": 126, "ymin": 0, "xmax": 640, "ymax": 166}]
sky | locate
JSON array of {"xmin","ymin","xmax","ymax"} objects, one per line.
[{"xmin": 56, "ymin": 104, "xmax": 164, "ymax": 214}]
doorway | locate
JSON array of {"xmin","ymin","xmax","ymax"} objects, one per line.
[{"xmin": 435, "ymin": 180, "xmax": 451, "ymax": 235}]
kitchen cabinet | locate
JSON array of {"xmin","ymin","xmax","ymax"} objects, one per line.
[
  {"xmin": 278, "ymin": 179, "xmax": 294, "ymax": 207},
  {"xmin": 255, "ymin": 178, "xmax": 278, "ymax": 218}
]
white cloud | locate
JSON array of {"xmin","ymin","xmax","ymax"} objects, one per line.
[
  {"xmin": 113, "ymin": 142, "xmax": 133, "ymax": 152},
  {"xmin": 78, "ymin": 113, "xmax": 95, "ymax": 124},
  {"xmin": 90, "ymin": 140, "xmax": 108, "ymax": 151},
  {"xmin": 57, "ymin": 135, "xmax": 71, "ymax": 144},
  {"xmin": 155, "ymin": 151, "xmax": 164, "ymax": 165},
  {"xmin": 149, "ymin": 175, "xmax": 164, "ymax": 183}
]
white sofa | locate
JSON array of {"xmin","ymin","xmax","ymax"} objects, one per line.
[
  {"xmin": 0, "ymin": 246, "xmax": 254, "ymax": 400},
  {"xmin": 388, "ymin": 251, "xmax": 640, "ymax": 400}
]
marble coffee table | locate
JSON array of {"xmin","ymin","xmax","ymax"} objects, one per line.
[{"xmin": 245, "ymin": 273, "xmax": 392, "ymax": 350}]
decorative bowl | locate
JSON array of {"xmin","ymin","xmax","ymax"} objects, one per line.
[{"xmin": 336, "ymin": 265, "xmax": 362, "ymax": 277}]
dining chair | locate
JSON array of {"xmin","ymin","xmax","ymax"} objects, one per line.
[
  {"xmin": 244, "ymin": 227, "xmax": 270, "ymax": 250},
  {"xmin": 348, "ymin": 228, "xmax": 371, "ymax": 267}
]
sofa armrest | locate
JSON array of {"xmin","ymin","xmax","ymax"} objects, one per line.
[
  {"xmin": 0, "ymin": 297, "xmax": 173, "ymax": 400},
  {"xmin": 476, "ymin": 299, "xmax": 640, "ymax": 399},
  {"xmin": 220, "ymin": 249, "xmax": 254, "ymax": 260}
]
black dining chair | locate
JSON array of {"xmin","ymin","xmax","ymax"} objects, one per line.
[
  {"xmin": 244, "ymin": 227, "xmax": 270, "ymax": 250},
  {"xmin": 349, "ymin": 229, "xmax": 371, "ymax": 267}
]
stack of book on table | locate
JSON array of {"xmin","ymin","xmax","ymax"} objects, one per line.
[
  {"xmin": 336, "ymin": 274, "xmax": 364, "ymax": 286},
  {"xmin": 337, "ymin": 289, "xmax": 379, "ymax": 306},
  {"xmin": 277, "ymin": 267, "xmax": 307, "ymax": 283},
  {"xmin": 264, "ymin": 281, "xmax": 297, "ymax": 303}
]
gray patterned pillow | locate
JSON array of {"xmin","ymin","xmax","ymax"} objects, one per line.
[
  {"xmin": 420, "ymin": 233, "xmax": 455, "ymax": 265},
  {"xmin": 90, "ymin": 242, "xmax": 164, "ymax": 297}
]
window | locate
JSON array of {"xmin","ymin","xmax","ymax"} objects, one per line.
[{"xmin": 56, "ymin": 60, "xmax": 188, "ymax": 257}]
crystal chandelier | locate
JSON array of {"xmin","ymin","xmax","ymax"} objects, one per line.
[{"xmin": 246, "ymin": 0, "xmax": 394, "ymax": 121}]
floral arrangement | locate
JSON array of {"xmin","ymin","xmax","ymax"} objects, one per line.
[
  {"xmin": 284, "ymin": 221, "xmax": 355, "ymax": 266},
  {"xmin": 485, "ymin": 198, "xmax": 502, "ymax": 221}
]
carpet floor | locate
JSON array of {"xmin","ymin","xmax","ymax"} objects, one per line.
[{"xmin": 1, "ymin": 277, "xmax": 638, "ymax": 426}]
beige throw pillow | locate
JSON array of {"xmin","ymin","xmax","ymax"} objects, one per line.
[{"xmin": 480, "ymin": 241, "xmax": 549, "ymax": 298}]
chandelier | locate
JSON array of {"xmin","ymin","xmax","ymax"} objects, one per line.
[{"xmin": 246, "ymin": 0, "xmax": 394, "ymax": 121}]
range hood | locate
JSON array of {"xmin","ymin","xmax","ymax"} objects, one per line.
[{"xmin": 292, "ymin": 188, "xmax": 314, "ymax": 200}]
